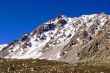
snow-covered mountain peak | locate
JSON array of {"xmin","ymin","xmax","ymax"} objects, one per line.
[{"xmin": 0, "ymin": 13, "xmax": 110, "ymax": 63}]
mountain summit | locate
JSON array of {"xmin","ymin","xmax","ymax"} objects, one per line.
[{"xmin": 0, "ymin": 13, "xmax": 110, "ymax": 64}]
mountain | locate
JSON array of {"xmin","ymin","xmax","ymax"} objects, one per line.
[
  {"xmin": 0, "ymin": 13, "xmax": 110, "ymax": 64},
  {"xmin": 0, "ymin": 44, "xmax": 8, "ymax": 51}
]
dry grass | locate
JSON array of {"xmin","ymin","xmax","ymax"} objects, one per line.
[{"xmin": 0, "ymin": 59, "xmax": 110, "ymax": 73}]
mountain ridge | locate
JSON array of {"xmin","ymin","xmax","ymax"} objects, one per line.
[{"xmin": 0, "ymin": 13, "xmax": 110, "ymax": 64}]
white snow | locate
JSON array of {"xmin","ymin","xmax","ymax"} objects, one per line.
[
  {"xmin": 0, "ymin": 44, "xmax": 8, "ymax": 51},
  {"xmin": 3, "ymin": 13, "xmax": 110, "ymax": 60}
]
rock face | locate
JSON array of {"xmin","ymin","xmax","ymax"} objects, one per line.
[{"xmin": 0, "ymin": 13, "xmax": 110, "ymax": 64}]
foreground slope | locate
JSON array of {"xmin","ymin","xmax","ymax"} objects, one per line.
[
  {"xmin": 0, "ymin": 59, "xmax": 110, "ymax": 73},
  {"xmin": 0, "ymin": 13, "xmax": 110, "ymax": 64}
]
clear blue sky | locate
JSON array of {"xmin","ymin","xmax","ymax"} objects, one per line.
[{"xmin": 0, "ymin": 0, "xmax": 110, "ymax": 44}]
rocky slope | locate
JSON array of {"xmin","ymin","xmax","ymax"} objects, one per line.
[{"xmin": 0, "ymin": 13, "xmax": 110, "ymax": 64}]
